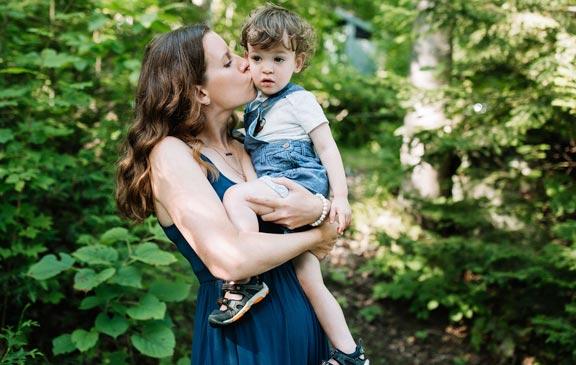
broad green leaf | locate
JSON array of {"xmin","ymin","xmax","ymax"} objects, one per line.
[
  {"xmin": 95, "ymin": 313, "xmax": 129, "ymax": 339},
  {"xmin": 73, "ymin": 244, "xmax": 118, "ymax": 265},
  {"xmin": 126, "ymin": 293, "xmax": 166, "ymax": 320},
  {"xmin": 28, "ymin": 253, "xmax": 75, "ymax": 280},
  {"xmin": 132, "ymin": 242, "xmax": 176, "ymax": 266},
  {"xmin": 130, "ymin": 322, "xmax": 175, "ymax": 358},
  {"xmin": 150, "ymin": 280, "xmax": 191, "ymax": 302},
  {"xmin": 100, "ymin": 227, "xmax": 137, "ymax": 245},
  {"xmin": 74, "ymin": 268, "xmax": 116, "ymax": 291},
  {"xmin": 176, "ymin": 357, "xmax": 191, "ymax": 365},
  {"xmin": 95, "ymin": 285, "xmax": 124, "ymax": 302},
  {"xmin": 52, "ymin": 333, "xmax": 76, "ymax": 355},
  {"xmin": 110, "ymin": 266, "xmax": 142, "ymax": 288},
  {"xmin": 71, "ymin": 329, "xmax": 99, "ymax": 352},
  {"xmin": 79, "ymin": 296, "xmax": 101, "ymax": 310},
  {"xmin": 105, "ymin": 351, "xmax": 129, "ymax": 365},
  {"xmin": 41, "ymin": 48, "xmax": 77, "ymax": 68}
]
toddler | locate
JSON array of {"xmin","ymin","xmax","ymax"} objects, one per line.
[{"xmin": 209, "ymin": 5, "xmax": 369, "ymax": 365}]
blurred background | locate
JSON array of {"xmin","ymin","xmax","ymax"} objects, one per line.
[{"xmin": 1, "ymin": 0, "xmax": 575, "ymax": 364}]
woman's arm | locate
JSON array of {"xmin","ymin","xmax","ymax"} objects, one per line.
[
  {"xmin": 150, "ymin": 137, "xmax": 336, "ymax": 281},
  {"xmin": 246, "ymin": 177, "xmax": 331, "ymax": 230}
]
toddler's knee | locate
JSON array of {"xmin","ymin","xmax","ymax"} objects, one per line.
[{"xmin": 223, "ymin": 184, "xmax": 249, "ymax": 208}]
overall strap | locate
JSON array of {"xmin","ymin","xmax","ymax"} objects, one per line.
[
  {"xmin": 244, "ymin": 83, "xmax": 304, "ymax": 134},
  {"xmin": 257, "ymin": 82, "xmax": 304, "ymax": 117}
]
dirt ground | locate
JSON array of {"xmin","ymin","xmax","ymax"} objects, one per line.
[{"xmin": 324, "ymin": 237, "xmax": 490, "ymax": 365}]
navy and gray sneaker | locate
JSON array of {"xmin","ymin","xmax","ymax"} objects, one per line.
[
  {"xmin": 208, "ymin": 276, "xmax": 269, "ymax": 327},
  {"xmin": 322, "ymin": 340, "xmax": 370, "ymax": 365}
]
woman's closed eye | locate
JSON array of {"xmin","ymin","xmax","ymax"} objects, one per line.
[{"xmin": 224, "ymin": 56, "xmax": 232, "ymax": 68}]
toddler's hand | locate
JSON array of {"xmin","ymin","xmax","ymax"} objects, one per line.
[{"xmin": 329, "ymin": 196, "xmax": 351, "ymax": 234}]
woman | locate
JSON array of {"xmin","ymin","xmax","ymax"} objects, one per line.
[{"xmin": 116, "ymin": 24, "xmax": 337, "ymax": 364}]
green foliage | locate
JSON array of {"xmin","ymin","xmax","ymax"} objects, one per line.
[
  {"xmin": 3, "ymin": 0, "xmax": 574, "ymax": 363},
  {"xmin": 0, "ymin": 316, "xmax": 43, "ymax": 364},
  {"xmin": 364, "ymin": 1, "xmax": 576, "ymax": 363},
  {"xmin": 26, "ymin": 223, "xmax": 196, "ymax": 360},
  {"xmin": 1, "ymin": 0, "xmax": 201, "ymax": 362}
]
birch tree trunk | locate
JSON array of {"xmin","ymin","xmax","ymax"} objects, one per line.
[{"xmin": 399, "ymin": 0, "xmax": 451, "ymax": 198}]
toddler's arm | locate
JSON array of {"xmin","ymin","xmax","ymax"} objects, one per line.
[{"xmin": 309, "ymin": 124, "xmax": 351, "ymax": 233}]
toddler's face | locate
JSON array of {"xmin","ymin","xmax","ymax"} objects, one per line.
[{"xmin": 246, "ymin": 39, "xmax": 304, "ymax": 96}]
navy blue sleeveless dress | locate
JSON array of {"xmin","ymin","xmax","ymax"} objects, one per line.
[{"xmin": 161, "ymin": 160, "xmax": 329, "ymax": 365}]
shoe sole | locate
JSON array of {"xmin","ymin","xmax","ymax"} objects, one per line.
[{"xmin": 209, "ymin": 283, "xmax": 269, "ymax": 326}]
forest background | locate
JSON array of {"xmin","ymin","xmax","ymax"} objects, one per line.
[{"xmin": 1, "ymin": 0, "xmax": 575, "ymax": 364}]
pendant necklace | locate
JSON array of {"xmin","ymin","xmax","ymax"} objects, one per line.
[{"xmin": 204, "ymin": 145, "xmax": 246, "ymax": 181}]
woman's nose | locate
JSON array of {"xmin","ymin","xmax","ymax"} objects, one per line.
[{"xmin": 237, "ymin": 56, "xmax": 249, "ymax": 72}]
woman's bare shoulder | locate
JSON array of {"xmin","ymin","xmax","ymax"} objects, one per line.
[
  {"xmin": 150, "ymin": 136, "xmax": 196, "ymax": 168},
  {"xmin": 152, "ymin": 136, "xmax": 189, "ymax": 155}
]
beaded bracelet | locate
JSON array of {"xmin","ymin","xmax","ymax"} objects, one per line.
[{"xmin": 310, "ymin": 193, "xmax": 329, "ymax": 227}]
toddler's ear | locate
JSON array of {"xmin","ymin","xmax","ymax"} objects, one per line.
[{"xmin": 294, "ymin": 53, "xmax": 305, "ymax": 73}]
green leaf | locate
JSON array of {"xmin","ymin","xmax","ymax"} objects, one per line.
[
  {"xmin": 131, "ymin": 242, "xmax": 176, "ymax": 266},
  {"xmin": 95, "ymin": 313, "xmax": 129, "ymax": 339},
  {"xmin": 150, "ymin": 280, "xmax": 191, "ymax": 302},
  {"xmin": 110, "ymin": 266, "xmax": 142, "ymax": 288},
  {"xmin": 126, "ymin": 293, "xmax": 166, "ymax": 320},
  {"xmin": 73, "ymin": 244, "xmax": 119, "ymax": 265},
  {"xmin": 71, "ymin": 329, "xmax": 99, "ymax": 352},
  {"xmin": 95, "ymin": 285, "xmax": 124, "ymax": 302},
  {"xmin": 553, "ymin": 221, "xmax": 576, "ymax": 243},
  {"xmin": 100, "ymin": 227, "xmax": 137, "ymax": 245},
  {"xmin": 79, "ymin": 296, "xmax": 101, "ymax": 310},
  {"xmin": 28, "ymin": 253, "xmax": 75, "ymax": 280},
  {"xmin": 130, "ymin": 322, "xmax": 175, "ymax": 358},
  {"xmin": 74, "ymin": 268, "xmax": 116, "ymax": 291},
  {"xmin": 0, "ymin": 129, "xmax": 14, "ymax": 143},
  {"xmin": 52, "ymin": 333, "xmax": 76, "ymax": 355},
  {"xmin": 105, "ymin": 351, "xmax": 129, "ymax": 365},
  {"xmin": 41, "ymin": 48, "xmax": 77, "ymax": 68}
]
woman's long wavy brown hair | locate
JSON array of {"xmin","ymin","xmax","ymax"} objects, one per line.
[{"xmin": 116, "ymin": 24, "xmax": 216, "ymax": 222}]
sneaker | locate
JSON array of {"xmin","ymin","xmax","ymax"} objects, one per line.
[
  {"xmin": 322, "ymin": 340, "xmax": 369, "ymax": 365},
  {"xmin": 208, "ymin": 277, "xmax": 269, "ymax": 327}
]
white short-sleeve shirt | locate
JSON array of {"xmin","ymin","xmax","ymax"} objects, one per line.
[{"xmin": 254, "ymin": 90, "xmax": 329, "ymax": 142}]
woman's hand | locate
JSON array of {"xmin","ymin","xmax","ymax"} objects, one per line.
[
  {"xmin": 309, "ymin": 219, "xmax": 339, "ymax": 260},
  {"xmin": 246, "ymin": 177, "xmax": 330, "ymax": 230}
]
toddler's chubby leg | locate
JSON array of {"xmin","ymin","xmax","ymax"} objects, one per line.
[
  {"xmin": 293, "ymin": 252, "xmax": 357, "ymax": 355},
  {"xmin": 209, "ymin": 178, "xmax": 285, "ymax": 327},
  {"xmin": 223, "ymin": 176, "xmax": 287, "ymax": 232}
]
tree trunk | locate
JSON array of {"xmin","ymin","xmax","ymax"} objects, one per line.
[{"xmin": 399, "ymin": 0, "xmax": 452, "ymax": 198}]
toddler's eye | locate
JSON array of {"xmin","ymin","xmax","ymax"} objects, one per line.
[
  {"xmin": 251, "ymin": 55, "xmax": 261, "ymax": 62},
  {"xmin": 274, "ymin": 57, "xmax": 285, "ymax": 63}
]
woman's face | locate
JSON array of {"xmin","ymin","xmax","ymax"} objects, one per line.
[{"xmin": 202, "ymin": 32, "xmax": 256, "ymax": 111}]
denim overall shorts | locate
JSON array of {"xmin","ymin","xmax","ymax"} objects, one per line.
[{"xmin": 243, "ymin": 83, "xmax": 329, "ymax": 198}]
